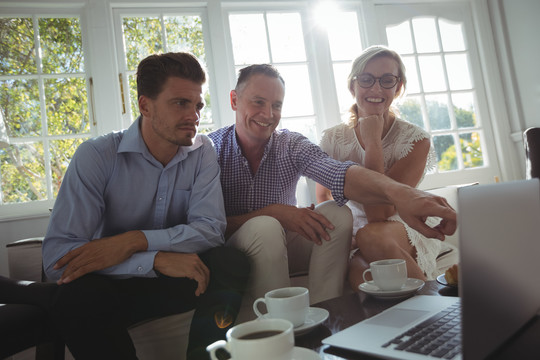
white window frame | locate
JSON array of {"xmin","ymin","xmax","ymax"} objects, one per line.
[
  {"xmin": 370, "ymin": 1, "xmax": 502, "ymax": 188},
  {"xmin": 0, "ymin": 5, "xmax": 94, "ymax": 220}
]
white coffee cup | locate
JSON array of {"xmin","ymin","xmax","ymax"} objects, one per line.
[
  {"xmin": 362, "ymin": 259, "xmax": 407, "ymax": 291},
  {"xmin": 206, "ymin": 318, "xmax": 294, "ymax": 360},
  {"xmin": 253, "ymin": 287, "xmax": 309, "ymax": 327}
]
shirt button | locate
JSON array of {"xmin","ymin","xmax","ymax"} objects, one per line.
[
  {"xmin": 137, "ymin": 266, "xmax": 144, "ymax": 272},
  {"xmin": 158, "ymin": 197, "xmax": 163, "ymax": 201}
]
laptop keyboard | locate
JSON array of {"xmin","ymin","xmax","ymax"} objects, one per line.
[{"xmin": 382, "ymin": 303, "xmax": 462, "ymax": 359}]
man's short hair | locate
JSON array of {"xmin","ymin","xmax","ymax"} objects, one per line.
[
  {"xmin": 136, "ymin": 52, "xmax": 206, "ymax": 100},
  {"xmin": 235, "ymin": 64, "xmax": 285, "ymax": 93}
]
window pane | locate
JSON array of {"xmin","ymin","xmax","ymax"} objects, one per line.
[
  {"xmin": 327, "ymin": 12, "xmax": 362, "ymax": 61},
  {"xmin": 229, "ymin": 14, "xmax": 269, "ymax": 65},
  {"xmin": 433, "ymin": 134, "xmax": 458, "ymax": 171},
  {"xmin": 200, "ymin": 88, "xmax": 213, "ymax": 127},
  {"xmin": 281, "ymin": 117, "xmax": 318, "ymax": 143},
  {"xmin": 412, "ymin": 18, "xmax": 440, "ymax": 53},
  {"xmin": 426, "ymin": 94, "xmax": 450, "ymax": 130},
  {"xmin": 164, "ymin": 16, "xmax": 205, "ymax": 57},
  {"xmin": 122, "ymin": 17, "xmax": 163, "ymax": 70},
  {"xmin": 439, "ymin": 19, "xmax": 466, "ymax": 52},
  {"xmin": 267, "ymin": 13, "xmax": 306, "ymax": 62},
  {"xmin": 386, "ymin": 21, "xmax": 413, "ymax": 54},
  {"xmin": 128, "ymin": 73, "xmax": 138, "ymax": 121},
  {"xmin": 396, "ymin": 96, "xmax": 424, "ymax": 129},
  {"xmin": 1, "ymin": 142, "xmax": 46, "ymax": 203},
  {"xmin": 445, "ymin": 54, "xmax": 472, "ymax": 90},
  {"xmin": 1, "ymin": 14, "xmax": 88, "ymax": 206},
  {"xmin": 460, "ymin": 132, "xmax": 483, "ymax": 168},
  {"xmin": 0, "ymin": 79, "xmax": 41, "ymax": 137},
  {"xmin": 40, "ymin": 18, "xmax": 84, "ymax": 74},
  {"xmin": 418, "ymin": 55, "xmax": 446, "ymax": 92},
  {"xmin": 333, "ymin": 62, "xmax": 353, "ymax": 114},
  {"xmin": 0, "ymin": 18, "xmax": 37, "ymax": 75},
  {"xmin": 275, "ymin": 64, "xmax": 313, "ymax": 117},
  {"xmin": 402, "ymin": 55, "xmax": 420, "ymax": 94},
  {"xmin": 452, "ymin": 92, "xmax": 477, "ymax": 128},
  {"xmin": 50, "ymin": 137, "xmax": 86, "ymax": 196},
  {"xmin": 45, "ymin": 77, "xmax": 89, "ymax": 135}
]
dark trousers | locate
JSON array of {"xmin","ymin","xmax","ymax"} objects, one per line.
[
  {"xmin": 0, "ymin": 246, "xmax": 249, "ymax": 360},
  {"xmin": 0, "ymin": 303, "xmax": 64, "ymax": 359}
]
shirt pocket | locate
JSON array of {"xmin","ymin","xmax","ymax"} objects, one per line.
[{"xmin": 172, "ymin": 188, "xmax": 190, "ymax": 203}]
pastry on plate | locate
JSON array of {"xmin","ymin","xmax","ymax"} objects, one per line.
[{"xmin": 444, "ymin": 264, "xmax": 459, "ymax": 286}]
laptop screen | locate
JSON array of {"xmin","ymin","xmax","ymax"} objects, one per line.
[{"xmin": 458, "ymin": 178, "xmax": 540, "ymax": 359}]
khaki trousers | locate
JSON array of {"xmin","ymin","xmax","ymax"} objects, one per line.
[{"xmin": 228, "ymin": 201, "xmax": 352, "ymax": 322}]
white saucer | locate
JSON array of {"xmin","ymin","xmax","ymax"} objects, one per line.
[
  {"xmin": 294, "ymin": 307, "xmax": 329, "ymax": 335},
  {"xmin": 437, "ymin": 273, "xmax": 457, "ymax": 288},
  {"xmin": 260, "ymin": 307, "xmax": 329, "ymax": 335},
  {"xmin": 290, "ymin": 346, "xmax": 322, "ymax": 359},
  {"xmin": 358, "ymin": 278, "xmax": 425, "ymax": 299},
  {"xmin": 230, "ymin": 347, "xmax": 321, "ymax": 360}
]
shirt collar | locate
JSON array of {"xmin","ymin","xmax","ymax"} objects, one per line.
[
  {"xmin": 231, "ymin": 124, "xmax": 275, "ymax": 157},
  {"xmin": 118, "ymin": 117, "xmax": 203, "ymax": 166}
]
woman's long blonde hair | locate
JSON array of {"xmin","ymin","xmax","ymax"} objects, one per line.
[{"xmin": 346, "ymin": 45, "xmax": 407, "ymax": 127}]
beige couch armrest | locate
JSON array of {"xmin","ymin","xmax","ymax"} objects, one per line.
[{"xmin": 6, "ymin": 237, "xmax": 44, "ymax": 282}]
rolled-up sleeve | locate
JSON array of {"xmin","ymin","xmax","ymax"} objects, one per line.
[{"xmin": 289, "ymin": 135, "xmax": 356, "ymax": 206}]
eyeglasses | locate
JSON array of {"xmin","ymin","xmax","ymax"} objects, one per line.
[{"xmin": 353, "ymin": 74, "xmax": 400, "ymax": 89}]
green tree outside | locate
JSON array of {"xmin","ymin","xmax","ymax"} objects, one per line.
[
  {"xmin": 1, "ymin": 15, "xmax": 211, "ymax": 204},
  {"xmin": 1, "ymin": 17, "xmax": 88, "ymax": 204},
  {"xmin": 397, "ymin": 98, "xmax": 482, "ymax": 172}
]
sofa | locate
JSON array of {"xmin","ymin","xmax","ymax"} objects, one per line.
[{"xmin": 5, "ymin": 185, "xmax": 461, "ymax": 360}]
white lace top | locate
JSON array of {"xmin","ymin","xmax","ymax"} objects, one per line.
[
  {"xmin": 320, "ymin": 118, "xmax": 437, "ymax": 235},
  {"xmin": 320, "ymin": 119, "xmax": 449, "ymax": 279}
]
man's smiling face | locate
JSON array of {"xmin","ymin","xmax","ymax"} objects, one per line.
[{"xmin": 231, "ymin": 73, "xmax": 285, "ymax": 146}]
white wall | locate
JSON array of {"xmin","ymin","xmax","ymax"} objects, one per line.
[{"xmin": 500, "ymin": 0, "xmax": 540, "ymax": 130}]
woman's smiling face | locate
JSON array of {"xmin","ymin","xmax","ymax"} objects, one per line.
[{"xmin": 351, "ymin": 56, "xmax": 402, "ymax": 118}]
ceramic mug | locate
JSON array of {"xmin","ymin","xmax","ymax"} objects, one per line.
[
  {"xmin": 253, "ymin": 286, "xmax": 309, "ymax": 327},
  {"xmin": 206, "ymin": 318, "xmax": 294, "ymax": 360},
  {"xmin": 362, "ymin": 259, "xmax": 407, "ymax": 291}
]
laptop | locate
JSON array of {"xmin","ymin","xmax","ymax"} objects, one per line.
[{"xmin": 322, "ymin": 178, "xmax": 540, "ymax": 359}]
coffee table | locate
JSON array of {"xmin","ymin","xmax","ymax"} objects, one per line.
[{"xmin": 295, "ymin": 280, "xmax": 540, "ymax": 359}]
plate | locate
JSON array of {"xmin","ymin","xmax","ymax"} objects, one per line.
[
  {"xmin": 230, "ymin": 346, "xmax": 321, "ymax": 360},
  {"xmin": 290, "ymin": 346, "xmax": 322, "ymax": 359},
  {"xmin": 294, "ymin": 307, "xmax": 329, "ymax": 335},
  {"xmin": 358, "ymin": 278, "xmax": 425, "ymax": 299},
  {"xmin": 437, "ymin": 273, "xmax": 457, "ymax": 288},
  {"xmin": 260, "ymin": 307, "xmax": 329, "ymax": 335}
]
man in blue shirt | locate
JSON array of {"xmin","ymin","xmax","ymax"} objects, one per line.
[
  {"xmin": 0, "ymin": 53, "xmax": 249, "ymax": 360},
  {"xmin": 209, "ymin": 64, "xmax": 456, "ymax": 307}
]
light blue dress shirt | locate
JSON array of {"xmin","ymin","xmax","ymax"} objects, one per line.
[{"xmin": 43, "ymin": 118, "xmax": 226, "ymax": 281}]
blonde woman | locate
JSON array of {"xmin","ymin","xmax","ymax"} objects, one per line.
[{"xmin": 316, "ymin": 45, "xmax": 456, "ymax": 290}]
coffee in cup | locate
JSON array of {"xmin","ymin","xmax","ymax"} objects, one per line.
[
  {"xmin": 362, "ymin": 259, "xmax": 407, "ymax": 291},
  {"xmin": 253, "ymin": 286, "xmax": 309, "ymax": 327},
  {"xmin": 206, "ymin": 318, "xmax": 294, "ymax": 360}
]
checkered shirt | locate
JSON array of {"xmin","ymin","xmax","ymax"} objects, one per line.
[{"xmin": 208, "ymin": 125, "xmax": 355, "ymax": 216}]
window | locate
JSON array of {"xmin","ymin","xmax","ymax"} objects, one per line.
[
  {"xmin": 375, "ymin": 2, "xmax": 501, "ymax": 187},
  {"xmin": 389, "ymin": 17, "xmax": 484, "ymax": 171},
  {"xmin": 0, "ymin": 14, "xmax": 90, "ymax": 208},
  {"xmin": 0, "ymin": 0, "xmax": 515, "ymax": 219},
  {"xmin": 321, "ymin": 9, "xmax": 363, "ymax": 116},
  {"xmin": 228, "ymin": 10, "xmax": 319, "ymax": 142},
  {"xmin": 112, "ymin": 8, "xmax": 213, "ymax": 132}
]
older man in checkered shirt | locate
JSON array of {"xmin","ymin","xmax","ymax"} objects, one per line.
[{"xmin": 208, "ymin": 64, "xmax": 456, "ymax": 306}]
